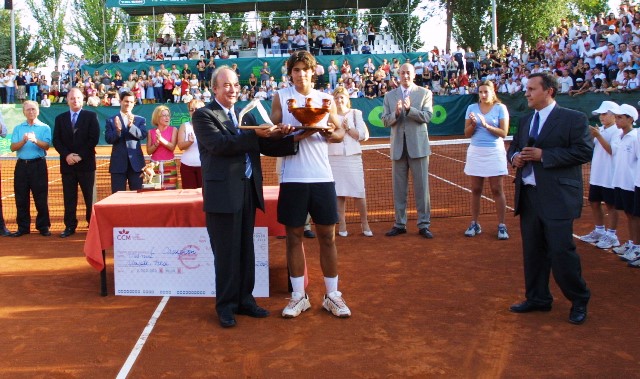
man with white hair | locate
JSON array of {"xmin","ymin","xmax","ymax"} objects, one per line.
[{"xmin": 9, "ymin": 101, "xmax": 52, "ymax": 237}]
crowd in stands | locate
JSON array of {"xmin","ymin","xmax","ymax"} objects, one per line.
[{"xmin": 2, "ymin": 4, "xmax": 640, "ymax": 108}]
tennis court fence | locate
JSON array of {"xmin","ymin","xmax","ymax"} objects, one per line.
[{"xmin": 0, "ymin": 138, "xmax": 591, "ymax": 232}]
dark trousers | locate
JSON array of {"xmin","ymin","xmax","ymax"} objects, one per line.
[
  {"xmin": 206, "ymin": 178, "xmax": 258, "ymax": 316},
  {"xmin": 62, "ymin": 170, "xmax": 95, "ymax": 229},
  {"xmin": 153, "ymin": 87, "xmax": 163, "ymax": 103},
  {"xmin": 110, "ymin": 162, "xmax": 143, "ymax": 193},
  {"xmin": 14, "ymin": 158, "xmax": 50, "ymax": 232},
  {"xmin": 179, "ymin": 163, "xmax": 202, "ymax": 189},
  {"xmin": 519, "ymin": 186, "xmax": 590, "ymax": 307}
]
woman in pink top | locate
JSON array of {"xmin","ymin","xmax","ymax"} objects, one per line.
[{"xmin": 147, "ymin": 105, "xmax": 178, "ymax": 189}]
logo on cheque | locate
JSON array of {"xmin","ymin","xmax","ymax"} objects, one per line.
[{"xmin": 178, "ymin": 244, "xmax": 201, "ymax": 269}]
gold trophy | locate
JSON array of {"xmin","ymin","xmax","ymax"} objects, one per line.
[{"xmin": 287, "ymin": 98, "xmax": 332, "ymax": 129}]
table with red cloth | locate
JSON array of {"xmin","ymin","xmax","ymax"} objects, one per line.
[{"xmin": 83, "ymin": 187, "xmax": 285, "ymax": 295}]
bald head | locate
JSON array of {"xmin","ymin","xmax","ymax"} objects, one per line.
[
  {"xmin": 399, "ymin": 63, "xmax": 416, "ymax": 89},
  {"xmin": 68, "ymin": 87, "xmax": 84, "ymax": 112}
]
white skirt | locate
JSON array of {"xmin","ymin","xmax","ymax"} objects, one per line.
[
  {"xmin": 464, "ymin": 144, "xmax": 508, "ymax": 177},
  {"xmin": 329, "ymin": 154, "xmax": 366, "ymax": 198}
]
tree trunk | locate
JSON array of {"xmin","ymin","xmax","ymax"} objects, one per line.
[{"xmin": 446, "ymin": 0, "xmax": 453, "ymax": 52}]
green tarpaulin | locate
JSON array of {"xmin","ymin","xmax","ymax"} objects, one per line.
[{"xmin": 1, "ymin": 92, "xmax": 639, "ymax": 155}]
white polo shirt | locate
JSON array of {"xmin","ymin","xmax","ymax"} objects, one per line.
[
  {"xmin": 590, "ymin": 124, "xmax": 620, "ymax": 188},
  {"xmin": 611, "ymin": 128, "xmax": 638, "ymax": 191}
]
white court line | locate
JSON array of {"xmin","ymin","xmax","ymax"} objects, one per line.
[
  {"xmin": 428, "ymin": 172, "xmax": 515, "ymax": 212},
  {"xmin": 116, "ymin": 296, "xmax": 170, "ymax": 379},
  {"xmin": 372, "ymin": 147, "xmax": 516, "ymax": 210}
]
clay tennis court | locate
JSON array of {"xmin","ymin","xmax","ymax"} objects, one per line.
[{"xmin": 1, "ymin": 142, "xmax": 639, "ymax": 377}]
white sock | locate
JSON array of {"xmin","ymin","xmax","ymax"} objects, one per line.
[
  {"xmin": 324, "ymin": 276, "xmax": 338, "ymax": 294},
  {"xmin": 595, "ymin": 225, "xmax": 605, "ymax": 232},
  {"xmin": 290, "ymin": 276, "xmax": 305, "ymax": 295},
  {"xmin": 607, "ymin": 229, "xmax": 617, "ymax": 236}
]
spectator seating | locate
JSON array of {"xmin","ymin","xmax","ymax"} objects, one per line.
[{"xmin": 119, "ymin": 32, "xmax": 403, "ymax": 59}]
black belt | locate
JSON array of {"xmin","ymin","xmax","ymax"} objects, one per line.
[
  {"xmin": 523, "ymin": 184, "xmax": 536, "ymax": 190},
  {"xmin": 18, "ymin": 157, "xmax": 45, "ymax": 163}
]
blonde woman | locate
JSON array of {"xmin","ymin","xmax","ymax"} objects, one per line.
[
  {"xmin": 463, "ymin": 80, "xmax": 509, "ymax": 239},
  {"xmin": 147, "ymin": 105, "xmax": 178, "ymax": 189},
  {"xmin": 177, "ymin": 99, "xmax": 205, "ymax": 189},
  {"xmin": 328, "ymin": 86, "xmax": 372, "ymax": 237}
]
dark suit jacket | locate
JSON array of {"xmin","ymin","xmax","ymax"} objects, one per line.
[
  {"xmin": 52, "ymin": 109, "xmax": 100, "ymax": 174},
  {"xmin": 105, "ymin": 114, "xmax": 147, "ymax": 173},
  {"xmin": 192, "ymin": 100, "xmax": 297, "ymax": 213},
  {"xmin": 507, "ymin": 104, "xmax": 593, "ymax": 219}
]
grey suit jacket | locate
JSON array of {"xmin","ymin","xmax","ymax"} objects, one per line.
[
  {"xmin": 507, "ymin": 104, "xmax": 593, "ymax": 219},
  {"xmin": 381, "ymin": 85, "xmax": 433, "ymax": 160}
]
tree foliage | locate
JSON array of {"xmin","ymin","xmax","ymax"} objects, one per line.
[
  {"xmin": 434, "ymin": 0, "xmax": 610, "ymax": 51},
  {"xmin": 69, "ymin": 0, "xmax": 124, "ymax": 63},
  {"xmin": 26, "ymin": 0, "xmax": 67, "ymax": 66},
  {"xmin": 0, "ymin": 10, "xmax": 49, "ymax": 69},
  {"xmin": 171, "ymin": 14, "xmax": 190, "ymax": 40},
  {"xmin": 384, "ymin": 0, "xmax": 426, "ymax": 52},
  {"xmin": 450, "ymin": 0, "xmax": 491, "ymax": 52}
]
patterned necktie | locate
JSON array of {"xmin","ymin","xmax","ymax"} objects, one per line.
[
  {"xmin": 522, "ymin": 112, "xmax": 540, "ymax": 178},
  {"xmin": 228, "ymin": 110, "xmax": 252, "ymax": 178},
  {"xmin": 71, "ymin": 112, "xmax": 78, "ymax": 132}
]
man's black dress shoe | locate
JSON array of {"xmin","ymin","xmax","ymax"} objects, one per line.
[
  {"xmin": 0, "ymin": 227, "xmax": 10, "ymax": 237},
  {"xmin": 385, "ymin": 226, "xmax": 407, "ymax": 237},
  {"xmin": 303, "ymin": 229, "xmax": 316, "ymax": 238},
  {"xmin": 418, "ymin": 228, "xmax": 434, "ymax": 239},
  {"xmin": 237, "ymin": 305, "xmax": 270, "ymax": 318},
  {"xmin": 509, "ymin": 300, "xmax": 552, "ymax": 313},
  {"xmin": 569, "ymin": 306, "xmax": 587, "ymax": 325},
  {"xmin": 39, "ymin": 228, "xmax": 51, "ymax": 237},
  {"xmin": 218, "ymin": 311, "xmax": 237, "ymax": 328},
  {"xmin": 10, "ymin": 230, "xmax": 30, "ymax": 237},
  {"xmin": 60, "ymin": 228, "xmax": 76, "ymax": 238}
]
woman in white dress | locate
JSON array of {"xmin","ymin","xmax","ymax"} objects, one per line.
[
  {"xmin": 463, "ymin": 80, "xmax": 510, "ymax": 240},
  {"xmin": 328, "ymin": 86, "xmax": 372, "ymax": 237}
]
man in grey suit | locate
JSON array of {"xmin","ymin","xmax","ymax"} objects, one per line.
[
  {"xmin": 382, "ymin": 63, "xmax": 434, "ymax": 238},
  {"xmin": 507, "ymin": 72, "xmax": 592, "ymax": 325}
]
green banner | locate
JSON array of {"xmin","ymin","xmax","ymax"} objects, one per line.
[
  {"xmin": 1, "ymin": 92, "xmax": 639, "ymax": 155},
  {"xmin": 82, "ymin": 53, "xmax": 425, "ymax": 88}
]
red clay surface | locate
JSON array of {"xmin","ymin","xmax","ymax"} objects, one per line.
[
  {"xmin": 2, "ymin": 141, "xmax": 639, "ymax": 377},
  {"xmin": 1, "ymin": 209, "xmax": 640, "ymax": 378}
]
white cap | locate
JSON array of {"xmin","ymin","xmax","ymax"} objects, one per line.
[
  {"xmin": 576, "ymin": 78, "xmax": 584, "ymax": 82},
  {"xmin": 593, "ymin": 101, "xmax": 619, "ymax": 115},
  {"xmin": 609, "ymin": 25, "xmax": 616, "ymax": 30},
  {"xmin": 614, "ymin": 103, "xmax": 639, "ymax": 121}
]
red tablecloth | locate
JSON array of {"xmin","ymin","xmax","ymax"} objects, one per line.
[{"xmin": 83, "ymin": 187, "xmax": 284, "ymax": 270}]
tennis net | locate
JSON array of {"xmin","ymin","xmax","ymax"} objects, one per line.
[{"xmin": 0, "ymin": 137, "xmax": 591, "ymax": 231}]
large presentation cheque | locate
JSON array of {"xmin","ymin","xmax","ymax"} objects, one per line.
[{"xmin": 113, "ymin": 227, "xmax": 269, "ymax": 297}]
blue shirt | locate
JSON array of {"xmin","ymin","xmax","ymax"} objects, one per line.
[
  {"xmin": 465, "ymin": 103, "xmax": 507, "ymax": 147},
  {"xmin": 11, "ymin": 120, "xmax": 52, "ymax": 159}
]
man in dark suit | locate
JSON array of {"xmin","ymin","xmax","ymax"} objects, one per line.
[
  {"xmin": 192, "ymin": 66, "xmax": 298, "ymax": 328},
  {"xmin": 105, "ymin": 91, "xmax": 147, "ymax": 193},
  {"xmin": 507, "ymin": 72, "xmax": 593, "ymax": 325},
  {"xmin": 52, "ymin": 88, "xmax": 100, "ymax": 238}
]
